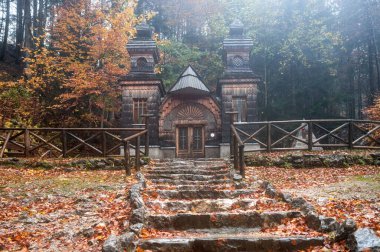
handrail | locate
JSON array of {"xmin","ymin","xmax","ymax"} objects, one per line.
[
  {"xmin": 230, "ymin": 119, "xmax": 380, "ymax": 177},
  {"xmin": 0, "ymin": 117, "xmax": 152, "ymax": 176}
]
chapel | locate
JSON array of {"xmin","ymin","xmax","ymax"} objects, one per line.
[{"xmin": 119, "ymin": 20, "xmax": 260, "ymax": 158}]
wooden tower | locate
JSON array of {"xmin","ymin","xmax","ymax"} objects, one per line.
[
  {"xmin": 218, "ymin": 19, "xmax": 261, "ymax": 144},
  {"xmin": 120, "ymin": 22, "xmax": 165, "ymax": 145}
]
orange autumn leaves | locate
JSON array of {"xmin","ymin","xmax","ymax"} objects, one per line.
[{"xmin": 19, "ymin": 0, "xmax": 140, "ymax": 127}]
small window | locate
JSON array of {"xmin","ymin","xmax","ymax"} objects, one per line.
[
  {"xmin": 232, "ymin": 97, "xmax": 247, "ymax": 122},
  {"xmin": 136, "ymin": 57, "xmax": 148, "ymax": 71},
  {"xmin": 133, "ymin": 98, "xmax": 147, "ymax": 124}
]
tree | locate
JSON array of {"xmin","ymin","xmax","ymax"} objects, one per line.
[{"xmin": 20, "ymin": 0, "xmax": 138, "ymax": 127}]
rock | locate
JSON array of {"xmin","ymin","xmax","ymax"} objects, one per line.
[
  {"xmin": 82, "ymin": 228, "xmax": 95, "ymax": 238},
  {"xmin": 290, "ymin": 197, "xmax": 307, "ymax": 208},
  {"xmin": 264, "ymin": 185, "xmax": 276, "ymax": 198},
  {"xmin": 102, "ymin": 234, "xmax": 122, "ymax": 252},
  {"xmin": 347, "ymin": 228, "xmax": 380, "ymax": 252},
  {"xmin": 95, "ymin": 161, "xmax": 107, "ymax": 169},
  {"xmin": 278, "ymin": 192, "xmax": 292, "ymax": 203},
  {"xmin": 306, "ymin": 212, "xmax": 321, "ymax": 230},
  {"xmin": 129, "ymin": 223, "xmax": 144, "ymax": 235},
  {"xmin": 130, "ymin": 208, "xmax": 145, "ymax": 225},
  {"xmin": 300, "ymin": 202, "xmax": 315, "ymax": 214},
  {"xmin": 306, "ymin": 213, "xmax": 339, "ymax": 232},
  {"xmin": 320, "ymin": 217, "xmax": 339, "ymax": 232},
  {"xmin": 119, "ymin": 232, "xmax": 136, "ymax": 251},
  {"xmin": 233, "ymin": 173, "xmax": 243, "ymax": 182},
  {"xmin": 260, "ymin": 181, "xmax": 270, "ymax": 189},
  {"xmin": 335, "ymin": 219, "xmax": 357, "ymax": 242},
  {"xmin": 130, "ymin": 193, "xmax": 144, "ymax": 209}
]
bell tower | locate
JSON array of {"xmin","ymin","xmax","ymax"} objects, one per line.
[
  {"xmin": 119, "ymin": 22, "xmax": 165, "ymax": 146},
  {"xmin": 218, "ymin": 20, "xmax": 261, "ymax": 148}
]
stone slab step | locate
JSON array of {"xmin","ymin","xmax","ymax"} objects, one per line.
[
  {"xmin": 146, "ymin": 211, "xmax": 301, "ymax": 230},
  {"xmin": 146, "ymin": 198, "xmax": 276, "ymax": 213},
  {"xmin": 144, "ymin": 169, "xmax": 230, "ymax": 175},
  {"xmin": 145, "ymin": 189, "xmax": 261, "ymax": 200},
  {"xmin": 145, "ymin": 174, "xmax": 229, "ymax": 181},
  {"xmin": 138, "ymin": 236, "xmax": 324, "ymax": 252},
  {"xmin": 148, "ymin": 179, "xmax": 230, "ymax": 185},
  {"xmin": 145, "ymin": 165, "xmax": 228, "ymax": 171},
  {"xmin": 150, "ymin": 184, "xmax": 236, "ymax": 191}
]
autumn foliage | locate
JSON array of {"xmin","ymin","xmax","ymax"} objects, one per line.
[{"xmin": 1, "ymin": 0, "xmax": 140, "ymax": 127}]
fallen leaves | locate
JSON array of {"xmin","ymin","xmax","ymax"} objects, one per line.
[{"xmin": 0, "ymin": 166, "xmax": 135, "ymax": 251}]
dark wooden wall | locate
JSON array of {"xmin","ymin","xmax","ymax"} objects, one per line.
[
  {"xmin": 120, "ymin": 79, "xmax": 164, "ymax": 145},
  {"xmin": 219, "ymin": 78, "xmax": 260, "ymax": 143}
]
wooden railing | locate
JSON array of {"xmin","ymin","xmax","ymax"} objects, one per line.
[
  {"xmin": 0, "ymin": 117, "xmax": 151, "ymax": 176},
  {"xmin": 230, "ymin": 119, "xmax": 380, "ymax": 177}
]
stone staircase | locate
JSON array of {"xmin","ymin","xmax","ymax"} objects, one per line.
[{"xmin": 136, "ymin": 159, "xmax": 325, "ymax": 251}]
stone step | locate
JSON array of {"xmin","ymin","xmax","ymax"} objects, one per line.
[
  {"xmin": 145, "ymin": 165, "xmax": 228, "ymax": 171},
  {"xmin": 144, "ymin": 169, "xmax": 230, "ymax": 176},
  {"xmin": 145, "ymin": 211, "xmax": 301, "ymax": 230},
  {"xmin": 138, "ymin": 236, "xmax": 324, "ymax": 252},
  {"xmin": 145, "ymin": 174, "xmax": 229, "ymax": 181},
  {"xmin": 146, "ymin": 198, "xmax": 278, "ymax": 213},
  {"xmin": 145, "ymin": 189, "xmax": 261, "ymax": 200},
  {"xmin": 149, "ymin": 184, "xmax": 236, "ymax": 191},
  {"xmin": 148, "ymin": 179, "xmax": 230, "ymax": 185}
]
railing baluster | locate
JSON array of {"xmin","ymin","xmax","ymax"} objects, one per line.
[
  {"xmin": 135, "ymin": 136, "xmax": 140, "ymax": 171},
  {"xmin": 348, "ymin": 120, "xmax": 353, "ymax": 149},
  {"xmin": 124, "ymin": 140, "xmax": 131, "ymax": 176},
  {"xmin": 102, "ymin": 131, "xmax": 107, "ymax": 157},
  {"xmin": 24, "ymin": 129, "xmax": 31, "ymax": 157},
  {"xmin": 239, "ymin": 144, "xmax": 245, "ymax": 178},
  {"xmin": 62, "ymin": 130, "xmax": 67, "ymax": 158},
  {"xmin": 308, "ymin": 122, "xmax": 313, "ymax": 151},
  {"xmin": 267, "ymin": 122, "xmax": 271, "ymax": 152}
]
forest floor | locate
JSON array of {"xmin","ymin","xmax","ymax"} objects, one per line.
[
  {"xmin": 0, "ymin": 166, "xmax": 135, "ymax": 251},
  {"xmin": 245, "ymin": 165, "xmax": 380, "ymax": 239},
  {"xmin": 0, "ymin": 159, "xmax": 379, "ymax": 251}
]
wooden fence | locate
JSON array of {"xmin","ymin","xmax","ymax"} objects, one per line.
[
  {"xmin": 0, "ymin": 123, "xmax": 150, "ymax": 175},
  {"xmin": 231, "ymin": 119, "xmax": 380, "ymax": 177}
]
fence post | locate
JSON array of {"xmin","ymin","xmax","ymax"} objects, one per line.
[
  {"xmin": 124, "ymin": 140, "xmax": 131, "ymax": 176},
  {"xmin": 102, "ymin": 130, "xmax": 107, "ymax": 157},
  {"xmin": 233, "ymin": 135, "xmax": 238, "ymax": 170},
  {"xmin": 62, "ymin": 130, "xmax": 67, "ymax": 158},
  {"xmin": 348, "ymin": 120, "xmax": 353, "ymax": 149},
  {"xmin": 24, "ymin": 129, "xmax": 31, "ymax": 157},
  {"xmin": 308, "ymin": 121, "xmax": 313, "ymax": 151},
  {"xmin": 142, "ymin": 114, "xmax": 152, "ymax": 157},
  {"xmin": 226, "ymin": 111, "xmax": 238, "ymax": 156},
  {"xmin": 135, "ymin": 136, "xmax": 140, "ymax": 171},
  {"xmin": 267, "ymin": 122, "xmax": 271, "ymax": 152},
  {"xmin": 239, "ymin": 144, "xmax": 245, "ymax": 178}
]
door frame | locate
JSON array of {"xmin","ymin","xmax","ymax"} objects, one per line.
[{"xmin": 175, "ymin": 124, "xmax": 205, "ymax": 158}]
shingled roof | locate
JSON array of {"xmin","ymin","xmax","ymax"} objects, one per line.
[{"xmin": 168, "ymin": 65, "xmax": 210, "ymax": 95}]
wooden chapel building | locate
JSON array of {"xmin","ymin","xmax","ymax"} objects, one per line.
[{"xmin": 119, "ymin": 20, "xmax": 261, "ymax": 159}]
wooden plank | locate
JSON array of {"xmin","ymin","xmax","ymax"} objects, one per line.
[
  {"xmin": 271, "ymin": 124, "xmax": 307, "ymax": 147},
  {"xmin": 29, "ymin": 132, "xmax": 62, "ymax": 153},
  {"xmin": 313, "ymin": 123, "xmax": 349, "ymax": 144},
  {"xmin": 0, "ymin": 132, "xmax": 11, "ymax": 158},
  {"xmin": 66, "ymin": 132, "xmax": 102, "ymax": 155}
]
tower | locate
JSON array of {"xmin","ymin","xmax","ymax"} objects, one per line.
[
  {"xmin": 218, "ymin": 19, "xmax": 261, "ymax": 145},
  {"xmin": 120, "ymin": 22, "xmax": 165, "ymax": 145}
]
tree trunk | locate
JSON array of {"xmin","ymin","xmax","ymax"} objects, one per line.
[
  {"xmin": 24, "ymin": 0, "xmax": 33, "ymax": 49},
  {"xmin": 0, "ymin": 0, "xmax": 10, "ymax": 61},
  {"xmin": 16, "ymin": 0, "xmax": 24, "ymax": 63},
  {"xmin": 368, "ymin": 35, "xmax": 375, "ymax": 105},
  {"xmin": 33, "ymin": 0, "xmax": 37, "ymax": 37},
  {"xmin": 37, "ymin": 0, "xmax": 44, "ymax": 38}
]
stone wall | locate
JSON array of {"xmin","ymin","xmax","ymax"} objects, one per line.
[{"xmin": 245, "ymin": 152, "xmax": 380, "ymax": 168}]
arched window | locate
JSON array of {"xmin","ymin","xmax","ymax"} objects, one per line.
[{"xmin": 136, "ymin": 57, "xmax": 148, "ymax": 70}]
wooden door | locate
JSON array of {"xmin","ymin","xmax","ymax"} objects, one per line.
[{"xmin": 176, "ymin": 126, "xmax": 205, "ymax": 158}]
